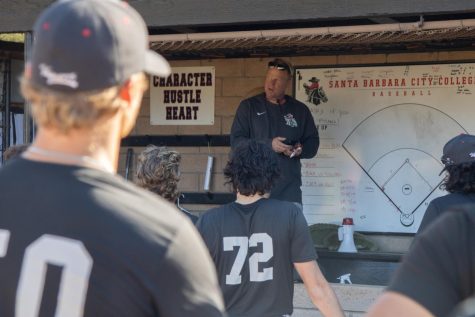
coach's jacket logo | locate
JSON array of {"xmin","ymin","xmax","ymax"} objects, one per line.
[{"xmin": 284, "ymin": 113, "xmax": 297, "ymax": 127}]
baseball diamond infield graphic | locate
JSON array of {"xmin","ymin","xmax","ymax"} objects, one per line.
[{"xmin": 342, "ymin": 103, "xmax": 467, "ymax": 226}]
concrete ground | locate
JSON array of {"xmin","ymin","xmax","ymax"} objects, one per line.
[{"xmin": 292, "ymin": 283, "xmax": 384, "ymax": 316}]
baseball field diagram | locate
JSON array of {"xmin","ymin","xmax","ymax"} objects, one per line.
[
  {"xmin": 294, "ymin": 63, "xmax": 475, "ymax": 232},
  {"xmin": 342, "ymin": 103, "xmax": 466, "ymax": 227}
]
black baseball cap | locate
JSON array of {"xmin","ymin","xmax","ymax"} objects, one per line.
[
  {"xmin": 26, "ymin": 0, "xmax": 171, "ymax": 92},
  {"xmin": 440, "ymin": 134, "xmax": 475, "ymax": 175}
]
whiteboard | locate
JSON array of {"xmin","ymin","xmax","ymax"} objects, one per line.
[{"xmin": 294, "ymin": 63, "xmax": 475, "ymax": 233}]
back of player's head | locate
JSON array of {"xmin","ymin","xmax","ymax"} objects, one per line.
[
  {"xmin": 441, "ymin": 134, "xmax": 475, "ymax": 172},
  {"xmin": 441, "ymin": 162, "xmax": 475, "ymax": 194},
  {"xmin": 21, "ymin": 0, "xmax": 171, "ymax": 132},
  {"xmin": 26, "ymin": 0, "xmax": 169, "ymax": 93},
  {"xmin": 224, "ymin": 140, "xmax": 280, "ymax": 196},
  {"xmin": 136, "ymin": 145, "xmax": 182, "ymax": 202},
  {"xmin": 440, "ymin": 134, "xmax": 475, "ymax": 194}
]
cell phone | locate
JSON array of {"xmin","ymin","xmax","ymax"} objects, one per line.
[{"xmin": 283, "ymin": 139, "xmax": 297, "ymax": 146}]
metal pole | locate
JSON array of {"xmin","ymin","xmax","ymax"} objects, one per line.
[
  {"xmin": 23, "ymin": 31, "xmax": 34, "ymax": 143},
  {"xmin": 1, "ymin": 60, "xmax": 5, "ymax": 163},
  {"xmin": 4, "ymin": 59, "xmax": 11, "ymax": 149},
  {"xmin": 125, "ymin": 148, "xmax": 134, "ymax": 180}
]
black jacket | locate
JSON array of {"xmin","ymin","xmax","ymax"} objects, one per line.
[{"xmin": 230, "ymin": 93, "xmax": 319, "ymax": 203}]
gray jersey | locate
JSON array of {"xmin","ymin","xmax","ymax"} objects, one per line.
[
  {"xmin": 197, "ymin": 198, "xmax": 316, "ymax": 317},
  {"xmin": 389, "ymin": 210, "xmax": 475, "ymax": 316},
  {"xmin": 0, "ymin": 158, "xmax": 224, "ymax": 317}
]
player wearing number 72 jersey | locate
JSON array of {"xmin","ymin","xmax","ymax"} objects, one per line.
[{"xmin": 197, "ymin": 140, "xmax": 343, "ymax": 317}]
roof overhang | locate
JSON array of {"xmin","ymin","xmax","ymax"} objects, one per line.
[
  {"xmin": 149, "ymin": 19, "xmax": 475, "ymax": 59},
  {"xmin": 1, "ymin": 2, "xmax": 474, "ymax": 60}
]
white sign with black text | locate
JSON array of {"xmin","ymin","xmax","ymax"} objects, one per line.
[{"xmin": 150, "ymin": 66, "xmax": 215, "ymax": 125}]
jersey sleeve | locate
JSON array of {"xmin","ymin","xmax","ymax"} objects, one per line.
[
  {"xmin": 290, "ymin": 207, "xmax": 317, "ymax": 262},
  {"xmin": 388, "ymin": 211, "xmax": 472, "ymax": 317},
  {"xmin": 196, "ymin": 213, "xmax": 219, "ymax": 260},
  {"xmin": 154, "ymin": 221, "xmax": 225, "ymax": 317}
]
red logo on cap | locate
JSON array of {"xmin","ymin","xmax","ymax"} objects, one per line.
[
  {"xmin": 82, "ymin": 28, "xmax": 91, "ymax": 38},
  {"xmin": 42, "ymin": 22, "xmax": 50, "ymax": 30},
  {"xmin": 342, "ymin": 218, "xmax": 354, "ymax": 225}
]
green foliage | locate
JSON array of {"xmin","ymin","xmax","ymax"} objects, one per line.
[{"xmin": 0, "ymin": 33, "xmax": 25, "ymax": 43}]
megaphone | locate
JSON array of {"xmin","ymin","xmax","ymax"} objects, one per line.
[{"xmin": 338, "ymin": 217, "xmax": 357, "ymax": 253}]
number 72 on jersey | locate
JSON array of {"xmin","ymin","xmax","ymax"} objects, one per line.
[{"xmin": 224, "ymin": 233, "xmax": 274, "ymax": 285}]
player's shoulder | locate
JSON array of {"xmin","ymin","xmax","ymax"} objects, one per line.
[
  {"xmin": 74, "ymin": 168, "xmax": 191, "ymax": 235},
  {"xmin": 0, "ymin": 156, "xmax": 29, "ymax": 177},
  {"xmin": 426, "ymin": 194, "xmax": 448, "ymax": 209},
  {"xmin": 451, "ymin": 206, "xmax": 475, "ymax": 228},
  {"xmin": 261, "ymin": 198, "xmax": 301, "ymax": 216},
  {"xmin": 200, "ymin": 204, "xmax": 232, "ymax": 221},
  {"xmin": 196, "ymin": 204, "xmax": 233, "ymax": 233},
  {"xmin": 106, "ymin": 179, "xmax": 198, "ymax": 252},
  {"xmin": 431, "ymin": 192, "xmax": 475, "ymax": 208},
  {"xmin": 264, "ymin": 198, "xmax": 298, "ymax": 207},
  {"xmin": 1, "ymin": 158, "xmax": 191, "ymax": 249},
  {"xmin": 113, "ymin": 176, "xmax": 186, "ymax": 220},
  {"xmin": 420, "ymin": 208, "xmax": 473, "ymax": 243}
]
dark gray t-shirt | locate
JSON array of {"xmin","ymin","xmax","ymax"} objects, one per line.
[
  {"xmin": 0, "ymin": 158, "xmax": 224, "ymax": 317},
  {"xmin": 389, "ymin": 210, "xmax": 475, "ymax": 317},
  {"xmin": 197, "ymin": 198, "xmax": 317, "ymax": 317},
  {"xmin": 418, "ymin": 192, "xmax": 475, "ymax": 233}
]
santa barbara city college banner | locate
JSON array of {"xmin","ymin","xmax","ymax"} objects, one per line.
[{"xmin": 150, "ymin": 66, "xmax": 215, "ymax": 125}]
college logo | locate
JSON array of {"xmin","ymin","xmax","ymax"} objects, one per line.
[
  {"xmin": 303, "ymin": 77, "xmax": 328, "ymax": 106},
  {"xmin": 284, "ymin": 113, "xmax": 298, "ymax": 127}
]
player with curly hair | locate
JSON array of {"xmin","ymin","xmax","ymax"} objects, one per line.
[
  {"xmin": 136, "ymin": 145, "xmax": 198, "ymax": 223},
  {"xmin": 418, "ymin": 134, "xmax": 475, "ymax": 233},
  {"xmin": 197, "ymin": 139, "xmax": 343, "ymax": 317}
]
